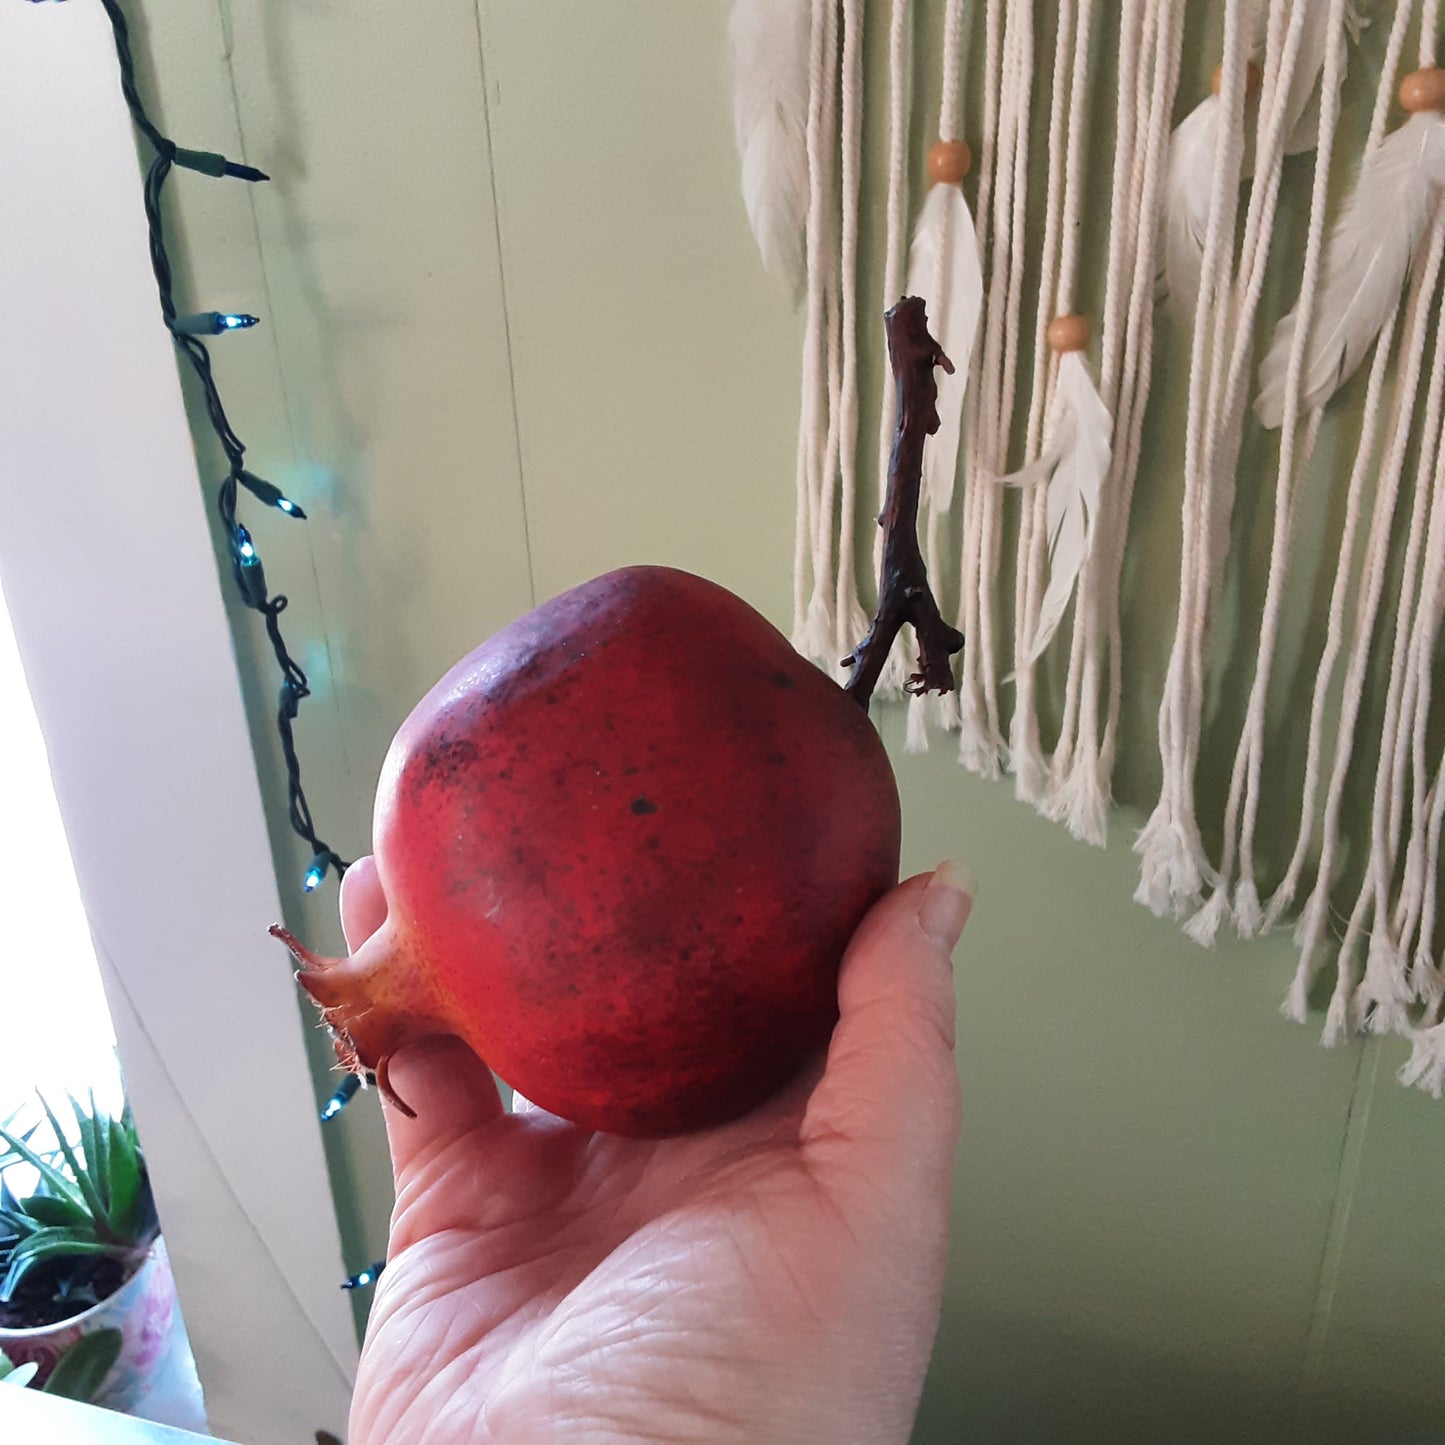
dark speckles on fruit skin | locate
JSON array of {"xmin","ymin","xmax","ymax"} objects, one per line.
[
  {"xmin": 771, "ymin": 670, "xmax": 796, "ymax": 689},
  {"xmin": 410, "ymin": 737, "xmax": 481, "ymax": 805},
  {"xmin": 630, "ymin": 796, "xmax": 659, "ymax": 816}
]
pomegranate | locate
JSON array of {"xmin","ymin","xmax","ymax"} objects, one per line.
[
  {"xmin": 272, "ymin": 296, "xmax": 962, "ymax": 1136},
  {"xmin": 276, "ymin": 567, "xmax": 899, "ymax": 1135}
]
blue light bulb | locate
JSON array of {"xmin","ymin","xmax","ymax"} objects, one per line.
[
  {"xmin": 236, "ymin": 526, "xmax": 257, "ymax": 562},
  {"xmin": 342, "ymin": 1260, "xmax": 386, "ymax": 1290},
  {"xmin": 320, "ymin": 1073, "xmax": 362, "ymax": 1123},
  {"xmin": 239, "ymin": 470, "xmax": 307, "ymax": 519},
  {"xmin": 172, "ymin": 311, "xmax": 261, "ymax": 336},
  {"xmin": 304, "ymin": 855, "xmax": 327, "ymax": 892}
]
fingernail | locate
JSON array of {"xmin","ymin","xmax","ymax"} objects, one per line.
[{"xmin": 918, "ymin": 859, "xmax": 976, "ymax": 954}]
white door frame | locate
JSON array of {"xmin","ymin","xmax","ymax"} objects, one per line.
[{"xmin": 0, "ymin": 6, "xmax": 358, "ymax": 1441}]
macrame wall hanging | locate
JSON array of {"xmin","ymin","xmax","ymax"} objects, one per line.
[{"xmin": 731, "ymin": 0, "xmax": 1445, "ymax": 1095}]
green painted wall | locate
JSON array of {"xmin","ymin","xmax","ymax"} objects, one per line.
[{"xmin": 138, "ymin": 1, "xmax": 1442, "ymax": 1438}]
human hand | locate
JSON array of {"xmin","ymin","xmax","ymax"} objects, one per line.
[{"xmin": 342, "ymin": 855, "xmax": 972, "ymax": 1445}]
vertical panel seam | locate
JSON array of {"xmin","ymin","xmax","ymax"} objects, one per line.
[
  {"xmin": 471, "ymin": 0, "xmax": 538, "ymax": 610},
  {"xmin": 1295, "ymin": 1035, "xmax": 1382, "ymax": 1423}
]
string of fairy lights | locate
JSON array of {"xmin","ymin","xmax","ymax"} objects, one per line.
[
  {"xmin": 98, "ymin": 0, "xmax": 347, "ymax": 899},
  {"xmin": 98, "ymin": 0, "xmax": 382, "ymax": 1288}
]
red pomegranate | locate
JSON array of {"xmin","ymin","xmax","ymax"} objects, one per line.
[{"xmin": 275, "ymin": 566, "xmax": 900, "ymax": 1136}]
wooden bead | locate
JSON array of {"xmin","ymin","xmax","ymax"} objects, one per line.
[
  {"xmin": 1047, "ymin": 314, "xmax": 1090, "ymax": 353},
  {"xmin": 928, "ymin": 139, "xmax": 972, "ymax": 185},
  {"xmin": 1399, "ymin": 67, "xmax": 1445, "ymax": 114},
  {"xmin": 1210, "ymin": 59, "xmax": 1262, "ymax": 100}
]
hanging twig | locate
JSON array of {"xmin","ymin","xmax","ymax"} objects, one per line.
[{"xmin": 844, "ymin": 297, "xmax": 965, "ymax": 707}]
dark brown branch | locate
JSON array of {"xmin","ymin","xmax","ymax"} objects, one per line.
[{"xmin": 843, "ymin": 296, "xmax": 965, "ymax": 708}]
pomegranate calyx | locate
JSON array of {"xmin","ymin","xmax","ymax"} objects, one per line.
[{"xmin": 270, "ymin": 923, "xmax": 418, "ymax": 1113}]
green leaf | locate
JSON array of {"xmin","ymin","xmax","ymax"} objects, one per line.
[
  {"xmin": 0, "ymin": 1204, "xmax": 39, "ymax": 1236},
  {"xmin": 0, "ymin": 1128, "xmax": 84, "ymax": 1212},
  {"xmin": 0, "ymin": 1233, "xmax": 116, "ymax": 1303},
  {"xmin": 16, "ymin": 1194, "xmax": 88, "ymax": 1229},
  {"xmin": 36, "ymin": 1096, "xmax": 106, "ymax": 1228},
  {"xmin": 105, "ymin": 1117, "xmax": 142, "ymax": 1242},
  {"xmin": 68, "ymin": 1094, "xmax": 103, "ymax": 1212},
  {"xmin": 43, "ymin": 1328, "xmax": 122, "ymax": 1403},
  {"xmin": 87, "ymin": 1091, "xmax": 110, "ymax": 1210}
]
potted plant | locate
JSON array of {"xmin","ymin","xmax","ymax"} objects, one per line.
[{"xmin": 0, "ymin": 1094, "xmax": 203, "ymax": 1428}]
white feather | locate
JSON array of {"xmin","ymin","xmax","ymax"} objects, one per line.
[
  {"xmin": 1161, "ymin": 96, "xmax": 1221, "ymax": 317},
  {"xmin": 1256, "ymin": 112, "xmax": 1445, "ymax": 428},
  {"xmin": 999, "ymin": 352, "xmax": 1112, "ymax": 663},
  {"xmin": 905, "ymin": 183, "xmax": 984, "ymax": 511},
  {"xmin": 1283, "ymin": 0, "xmax": 1346, "ymax": 155},
  {"xmin": 729, "ymin": 0, "xmax": 812, "ymax": 287},
  {"xmin": 1159, "ymin": 0, "xmax": 1352, "ymax": 316}
]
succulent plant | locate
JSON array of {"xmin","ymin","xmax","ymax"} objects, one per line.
[{"xmin": 0, "ymin": 1093, "xmax": 158, "ymax": 1323}]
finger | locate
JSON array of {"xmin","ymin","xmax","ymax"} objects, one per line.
[
  {"xmin": 339, "ymin": 855, "xmax": 388, "ymax": 951},
  {"xmin": 380, "ymin": 1034, "xmax": 505, "ymax": 1181},
  {"xmin": 801, "ymin": 861, "xmax": 974, "ymax": 1197}
]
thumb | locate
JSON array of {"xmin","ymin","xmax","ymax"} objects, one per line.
[
  {"xmin": 339, "ymin": 854, "xmax": 388, "ymax": 952},
  {"xmin": 337, "ymin": 857, "xmax": 503, "ymax": 1174},
  {"xmin": 801, "ymin": 862, "xmax": 973, "ymax": 1198}
]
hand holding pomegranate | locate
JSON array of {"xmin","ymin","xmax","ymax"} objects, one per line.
[{"xmin": 342, "ymin": 852, "xmax": 972, "ymax": 1445}]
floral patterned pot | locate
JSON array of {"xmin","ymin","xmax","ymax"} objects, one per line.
[{"xmin": 0, "ymin": 1236, "xmax": 207, "ymax": 1431}]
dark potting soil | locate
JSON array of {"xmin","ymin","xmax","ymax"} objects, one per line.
[{"xmin": 0, "ymin": 1255, "xmax": 128, "ymax": 1330}]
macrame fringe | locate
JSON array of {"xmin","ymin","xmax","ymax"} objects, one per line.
[
  {"xmin": 901, "ymin": 651, "xmax": 963, "ymax": 756},
  {"xmin": 933, "ymin": 686, "xmax": 961, "ymax": 733},
  {"xmin": 795, "ymin": 588, "xmax": 837, "ymax": 673},
  {"xmin": 1399, "ymin": 1020, "xmax": 1445, "ymax": 1098},
  {"xmin": 756, "ymin": 0, "xmax": 1445, "ymax": 1103},
  {"xmin": 1045, "ymin": 753, "xmax": 1108, "ymax": 847},
  {"xmin": 1260, "ymin": 883, "xmax": 1295, "ymax": 936},
  {"xmin": 1010, "ymin": 719, "xmax": 1049, "ymax": 807},
  {"xmin": 1321, "ymin": 979, "xmax": 1352, "ymax": 1050},
  {"xmin": 1280, "ymin": 967, "xmax": 1311, "ymax": 1027},
  {"xmin": 1183, "ymin": 887, "xmax": 1230, "ymax": 949},
  {"xmin": 958, "ymin": 679, "xmax": 1002, "ymax": 779},
  {"xmin": 1232, "ymin": 877, "xmax": 1263, "ymax": 938},
  {"xmin": 904, "ymin": 691, "xmax": 930, "ymax": 753},
  {"xmin": 1352, "ymin": 930, "xmax": 1412, "ymax": 1038}
]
